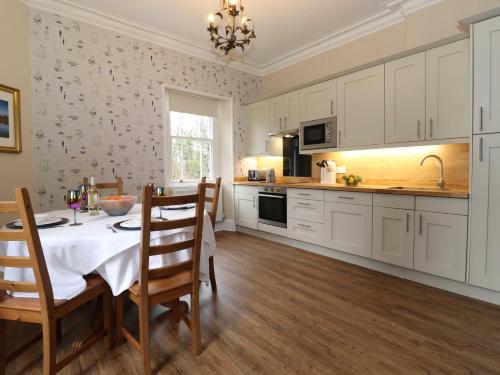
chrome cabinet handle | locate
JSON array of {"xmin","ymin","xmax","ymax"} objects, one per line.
[
  {"xmin": 480, "ymin": 106, "xmax": 484, "ymax": 132},
  {"xmin": 279, "ymin": 117, "xmax": 282, "ymax": 129},
  {"xmin": 298, "ymin": 193, "xmax": 311, "ymax": 196},
  {"xmin": 284, "ymin": 116, "xmax": 287, "ymax": 128},
  {"xmin": 265, "ymin": 140, "xmax": 269, "ymax": 152},
  {"xmin": 259, "ymin": 194, "xmax": 285, "ymax": 199},
  {"xmin": 253, "ymin": 196, "xmax": 256, "ymax": 208},
  {"xmin": 419, "ymin": 214, "xmax": 423, "ymax": 236},
  {"xmin": 331, "ymin": 99, "xmax": 334, "ymax": 115},
  {"xmin": 429, "ymin": 118, "xmax": 433, "ymax": 138},
  {"xmin": 417, "ymin": 120, "xmax": 421, "ymax": 139},
  {"xmin": 480, "ymin": 137, "xmax": 484, "ymax": 162},
  {"xmin": 338, "ymin": 196, "xmax": 354, "ymax": 200},
  {"xmin": 298, "ymin": 223, "xmax": 311, "ymax": 229},
  {"xmin": 297, "ymin": 202, "xmax": 311, "ymax": 206},
  {"xmin": 406, "ymin": 213, "xmax": 410, "ymax": 233}
]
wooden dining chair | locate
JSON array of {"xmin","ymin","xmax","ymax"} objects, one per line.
[
  {"xmin": 115, "ymin": 183, "xmax": 206, "ymax": 375},
  {"xmin": 82, "ymin": 176, "xmax": 124, "ymax": 195},
  {"xmin": 0, "ymin": 188, "xmax": 112, "ymax": 375},
  {"xmin": 200, "ymin": 177, "xmax": 222, "ymax": 293}
]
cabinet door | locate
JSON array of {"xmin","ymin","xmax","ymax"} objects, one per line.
[
  {"xmin": 299, "ymin": 79, "xmax": 336, "ymax": 122},
  {"xmin": 474, "ymin": 16, "xmax": 500, "ymax": 134},
  {"xmin": 470, "ymin": 134, "xmax": 500, "ymax": 291},
  {"xmin": 385, "ymin": 53, "xmax": 426, "ymax": 143},
  {"xmin": 372, "ymin": 207, "xmax": 414, "ymax": 268},
  {"xmin": 414, "ymin": 211, "xmax": 467, "ymax": 282},
  {"xmin": 269, "ymin": 96, "xmax": 283, "ymax": 134},
  {"xmin": 245, "ymin": 101, "xmax": 270, "ymax": 155},
  {"xmin": 235, "ymin": 193, "xmax": 258, "ymax": 229},
  {"xmin": 283, "ymin": 91, "xmax": 299, "ymax": 131},
  {"xmin": 337, "ymin": 64, "xmax": 385, "ymax": 147},
  {"xmin": 324, "ymin": 202, "xmax": 372, "ymax": 258},
  {"xmin": 426, "ymin": 39, "xmax": 470, "ymax": 140}
]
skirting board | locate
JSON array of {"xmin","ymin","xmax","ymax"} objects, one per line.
[{"xmin": 236, "ymin": 226, "xmax": 500, "ymax": 306}]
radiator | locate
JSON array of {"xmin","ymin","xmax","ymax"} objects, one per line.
[{"xmin": 169, "ymin": 185, "xmax": 223, "ymax": 222}]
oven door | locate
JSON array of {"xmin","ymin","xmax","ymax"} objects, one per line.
[{"xmin": 258, "ymin": 193, "xmax": 287, "ymax": 228}]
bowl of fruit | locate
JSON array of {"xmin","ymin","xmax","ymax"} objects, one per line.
[
  {"xmin": 97, "ymin": 196, "xmax": 137, "ymax": 216},
  {"xmin": 342, "ymin": 175, "xmax": 362, "ymax": 186}
]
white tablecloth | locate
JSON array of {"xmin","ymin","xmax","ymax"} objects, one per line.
[{"xmin": 0, "ymin": 204, "xmax": 216, "ymax": 299}]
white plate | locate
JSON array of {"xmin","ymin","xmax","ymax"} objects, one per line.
[
  {"xmin": 119, "ymin": 218, "xmax": 142, "ymax": 229},
  {"xmin": 162, "ymin": 204, "xmax": 195, "ymax": 210},
  {"xmin": 12, "ymin": 214, "xmax": 63, "ymax": 228}
]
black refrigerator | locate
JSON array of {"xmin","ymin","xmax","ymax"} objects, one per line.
[{"xmin": 282, "ymin": 135, "xmax": 312, "ymax": 177}]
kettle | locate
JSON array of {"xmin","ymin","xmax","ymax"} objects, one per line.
[{"xmin": 266, "ymin": 168, "xmax": 276, "ymax": 183}]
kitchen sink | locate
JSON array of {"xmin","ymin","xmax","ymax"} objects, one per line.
[{"xmin": 386, "ymin": 186, "xmax": 451, "ymax": 191}]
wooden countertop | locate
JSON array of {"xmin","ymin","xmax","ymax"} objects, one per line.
[{"xmin": 233, "ymin": 181, "xmax": 469, "ymax": 199}]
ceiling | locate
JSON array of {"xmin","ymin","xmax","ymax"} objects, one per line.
[{"xmin": 26, "ymin": 0, "xmax": 443, "ymax": 75}]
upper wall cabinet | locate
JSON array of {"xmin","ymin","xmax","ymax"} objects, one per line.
[
  {"xmin": 245, "ymin": 100, "xmax": 270, "ymax": 156},
  {"xmin": 269, "ymin": 91, "xmax": 299, "ymax": 133},
  {"xmin": 337, "ymin": 64, "xmax": 385, "ymax": 147},
  {"xmin": 426, "ymin": 39, "xmax": 470, "ymax": 140},
  {"xmin": 299, "ymin": 79, "xmax": 337, "ymax": 123},
  {"xmin": 385, "ymin": 52, "xmax": 426, "ymax": 143},
  {"xmin": 474, "ymin": 16, "xmax": 500, "ymax": 134}
]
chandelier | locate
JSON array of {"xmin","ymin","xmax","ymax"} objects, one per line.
[{"xmin": 207, "ymin": 0, "xmax": 255, "ymax": 55}]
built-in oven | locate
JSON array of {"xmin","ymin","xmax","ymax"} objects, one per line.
[
  {"xmin": 299, "ymin": 116, "xmax": 337, "ymax": 151},
  {"xmin": 258, "ymin": 187, "xmax": 287, "ymax": 228}
]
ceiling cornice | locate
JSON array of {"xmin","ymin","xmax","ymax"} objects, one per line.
[{"xmin": 23, "ymin": 0, "xmax": 444, "ymax": 77}]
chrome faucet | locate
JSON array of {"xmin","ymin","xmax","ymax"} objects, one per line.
[{"xmin": 420, "ymin": 154, "xmax": 445, "ymax": 188}]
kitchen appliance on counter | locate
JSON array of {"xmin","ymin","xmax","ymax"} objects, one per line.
[
  {"xmin": 248, "ymin": 169, "xmax": 267, "ymax": 181},
  {"xmin": 266, "ymin": 168, "xmax": 276, "ymax": 183},
  {"xmin": 283, "ymin": 135, "xmax": 312, "ymax": 177},
  {"xmin": 300, "ymin": 116, "xmax": 337, "ymax": 151},
  {"xmin": 258, "ymin": 186, "xmax": 287, "ymax": 228}
]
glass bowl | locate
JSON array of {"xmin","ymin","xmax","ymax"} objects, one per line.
[{"xmin": 97, "ymin": 196, "xmax": 137, "ymax": 216}]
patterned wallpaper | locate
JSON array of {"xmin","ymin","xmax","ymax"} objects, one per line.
[{"xmin": 29, "ymin": 9, "xmax": 261, "ymax": 211}]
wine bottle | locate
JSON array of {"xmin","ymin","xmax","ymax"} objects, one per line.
[{"xmin": 88, "ymin": 176, "xmax": 100, "ymax": 216}]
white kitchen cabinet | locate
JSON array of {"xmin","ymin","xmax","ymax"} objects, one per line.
[
  {"xmin": 470, "ymin": 134, "xmax": 500, "ymax": 291},
  {"xmin": 288, "ymin": 198, "xmax": 324, "ymax": 224},
  {"xmin": 426, "ymin": 39, "xmax": 470, "ymax": 140},
  {"xmin": 245, "ymin": 100, "xmax": 270, "ymax": 156},
  {"xmin": 385, "ymin": 52, "xmax": 426, "ymax": 143},
  {"xmin": 299, "ymin": 79, "xmax": 336, "ymax": 123},
  {"xmin": 270, "ymin": 91, "xmax": 300, "ymax": 133},
  {"xmin": 337, "ymin": 64, "xmax": 385, "ymax": 147},
  {"xmin": 288, "ymin": 218, "xmax": 324, "ymax": 246},
  {"xmin": 414, "ymin": 211, "xmax": 467, "ymax": 282},
  {"xmin": 473, "ymin": 16, "xmax": 500, "ymax": 134},
  {"xmin": 235, "ymin": 186, "xmax": 258, "ymax": 229},
  {"xmin": 373, "ymin": 207, "xmax": 414, "ymax": 268},
  {"xmin": 324, "ymin": 202, "xmax": 372, "ymax": 258}
]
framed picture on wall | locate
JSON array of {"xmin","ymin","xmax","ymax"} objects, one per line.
[{"xmin": 0, "ymin": 84, "xmax": 21, "ymax": 153}]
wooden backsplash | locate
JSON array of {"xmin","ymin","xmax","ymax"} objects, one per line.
[{"xmin": 312, "ymin": 144, "xmax": 469, "ymax": 187}]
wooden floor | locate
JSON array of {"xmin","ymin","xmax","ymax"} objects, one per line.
[{"xmin": 4, "ymin": 231, "xmax": 500, "ymax": 374}]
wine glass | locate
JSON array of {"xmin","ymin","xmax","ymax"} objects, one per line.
[
  {"xmin": 154, "ymin": 186, "xmax": 168, "ymax": 221},
  {"xmin": 78, "ymin": 183, "xmax": 89, "ymax": 212},
  {"xmin": 66, "ymin": 189, "xmax": 83, "ymax": 226}
]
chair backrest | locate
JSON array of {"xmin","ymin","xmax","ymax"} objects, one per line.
[
  {"xmin": 82, "ymin": 177, "xmax": 124, "ymax": 196},
  {"xmin": 0, "ymin": 188, "xmax": 54, "ymax": 312},
  {"xmin": 204, "ymin": 178, "xmax": 221, "ymax": 228},
  {"xmin": 139, "ymin": 183, "xmax": 206, "ymax": 296}
]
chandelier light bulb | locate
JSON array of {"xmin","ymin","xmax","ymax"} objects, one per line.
[
  {"xmin": 230, "ymin": 0, "xmax": 237, "ymax": 5},
  {"xmin": 208, "ymin": 13, "xmax": 215, "ymax": 24},
  {"xmin": 241, "ymin": 16, "xmax": 247, "ymax": 24}
]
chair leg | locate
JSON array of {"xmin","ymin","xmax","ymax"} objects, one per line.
[
  {"xmin": 190, "ymin": 293, "xmax": 202, "ymax": 355},
  {"xmin": 115, "ymin": 293, "xmax": 125, "ymax": 345},
  {"xmin": 138, "ymin": 303, "xmax": 151, "ymax": 375},
  {"xmin": 209, "ymin": 256, "xmax": 217, "ymax": 293},
  {"xmin": 0, "ymin": 320, "xmax": 6, "ymax": 375},
  {"xmin": 42, "ymin": 320, "xmax": 57, "ymax": 375},
  {"xmin": 102, "ymin": 288, "xmax": 113, "ymax": 350}
]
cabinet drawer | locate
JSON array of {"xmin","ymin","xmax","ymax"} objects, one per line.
[
  {"xmin": 415, "ymin": 196, "xmax": 468, "ymax": 215},
  {"xmin": 325, "ymin": 191, "xmax": 372, "ymax": 205},
  {"xmin": 288, "ymin": 198, "xmax": 324, "ymax": 223},
  {"xmin": 288, "ymin": 219, "xmax": 324, "ymax": 246},
  {"xmin": 288, "ymin": 188, "xmax": 325, "ymax": 201},
  {"xmin": 234, "ymin": 185, "xmax": 258, "ymax": 195},
  {"xmin": 373, "ymin": 194, "xmax": 415, "ymax": 210}
]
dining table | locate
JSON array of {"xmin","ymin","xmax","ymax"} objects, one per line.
[{"xmin": 0, "ymin": 204, "xmax": 216, "ymax": 300}]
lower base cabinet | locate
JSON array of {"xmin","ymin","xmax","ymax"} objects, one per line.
[
  {"xmin": 324, "ymin": 202, "xmax": 372, "ymax": 257},
  {"xmin": 372, "ymin": 207, "xmax": 414, "ymax": 268},
  {"xmin": 414, "ymin": 211, "xmax": 467, "ymax": 282},
  {"xmin": 235, "ymin": 189, "xmax": 258, "ymax": 230},
  {"xmin": 288, "ymin": 218, "xmax": 324, "ymax": 246}
]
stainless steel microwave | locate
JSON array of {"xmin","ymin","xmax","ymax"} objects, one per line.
[{"xmin": 299, "ymin": 116, "xmax": 337, "ymax": 151}]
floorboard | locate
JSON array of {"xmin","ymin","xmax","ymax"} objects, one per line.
[{"xmin": 4, "ymin": 231, "xmax": 500, "ymax": 374}]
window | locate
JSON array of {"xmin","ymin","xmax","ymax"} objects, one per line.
[{"xmin": 170, "ymin": 111, "xmax": 213, "ymax": 182}]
